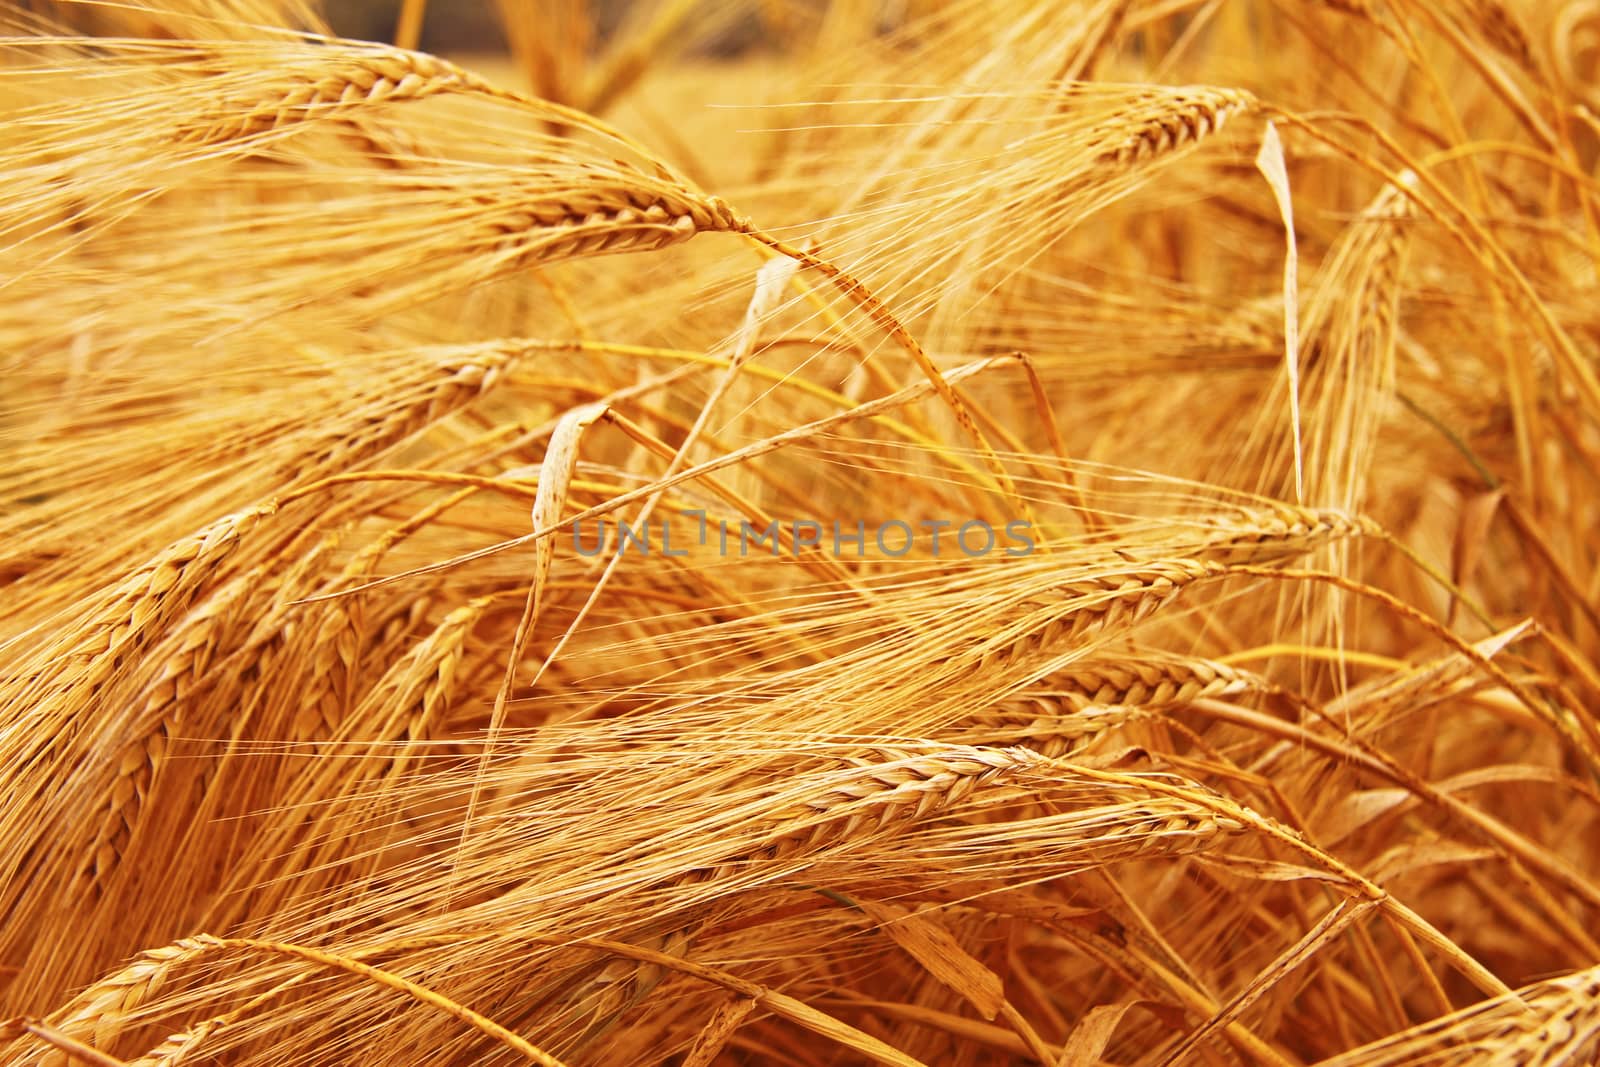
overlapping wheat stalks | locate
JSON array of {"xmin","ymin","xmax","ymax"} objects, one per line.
[{"xmin": 3, "ymin": 0, "xmax": 1600, "ymax": 1064}]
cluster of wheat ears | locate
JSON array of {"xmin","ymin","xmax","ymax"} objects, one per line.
[{"xmin": 2, "ymin": 0, "xmax": 1600, "ymax": 1063}]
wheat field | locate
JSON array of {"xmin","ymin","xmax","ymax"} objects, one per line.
[{"xmin": 2, "ymin": 0, "xmax": 1599, "ymax": 1063}]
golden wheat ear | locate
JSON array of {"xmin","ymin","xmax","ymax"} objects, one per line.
[
  {"xmin": 0, "ymin": 38, "xmax": 750, "ymax": 325},
  {"xmin": 1315, "ymin": 965, "xmax": 1600, "ymax": 1066}
]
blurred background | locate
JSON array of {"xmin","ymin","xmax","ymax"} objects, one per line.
[
  {"xmin": 7, "ymin": 0, "xmax": 787, "ymax": 54},
  {"xmin": 327, "ymin": 0, "xmax": 506, "ymax": 50},
  {"xmin": 332, "ymin": 0, "xmax": 626, "ymax": 53},
  {"xmin": 329, "ymin": 0, "xmax": 766, "ymax": 56}
]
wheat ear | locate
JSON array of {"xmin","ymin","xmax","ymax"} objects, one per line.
[
  {"xmin": 173, "ymin": 52, "xmax": 503, "ymax": 145},
  {"xmin": 1099, "ymin": 87, "xmax": 1256, "ymax": 167},
  {"xmin": 124, "ymin": 1018, "xmax": 224, "ymax": 1067},
  {"xmin": 955, "ymin": 654, "xmax": 1265, "ymax": 755}
]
